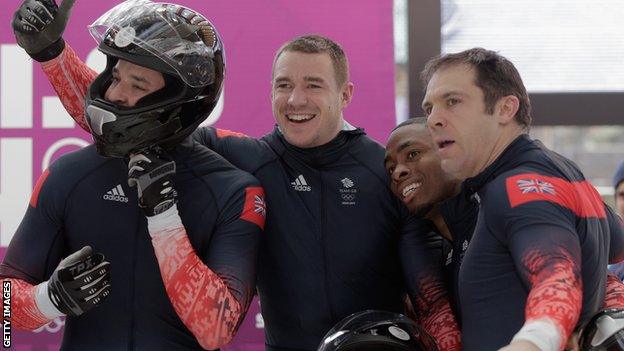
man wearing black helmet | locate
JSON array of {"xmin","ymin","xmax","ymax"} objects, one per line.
[
  {"xmin": 19, "ymin": 1, "xmax": 462, "ymax": 350},
  {"xmin": 2, "ymin": 1, "xmax": 264, "ymax": 350}
]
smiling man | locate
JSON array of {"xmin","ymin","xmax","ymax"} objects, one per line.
[
  {"xmin": 385, "ymin": 117, "xmax": 624, "ymax": 350},
  {"xmin": 271, "ymin": 48, "xmax": 353, "ymax": 148},
  {"xmin": 420, "ymin": 48, "xmax": 624, "ymax": 351},
  {"xmin": 385, "ymin": 118, "xmax": 459, "ymax": 218},
  {"xmin": 30, "ymin": 31, "xmax": 461, "ymax": 350},
  {"xmin": 385, "ymin": 117, "xmax": 476, "ymax": 318}
]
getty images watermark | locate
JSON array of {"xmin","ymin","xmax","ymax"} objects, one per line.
[{"xmin": 2, "ymin": 280, "xmax": 10, "ymax": 348}]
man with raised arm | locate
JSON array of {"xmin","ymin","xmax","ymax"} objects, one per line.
[{"xmin": 4, "ymin": 1, "xmax": 264, "ymax": 349}]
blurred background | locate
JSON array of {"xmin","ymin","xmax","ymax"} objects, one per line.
[{"xmin": 393, "ymin": 0, "xmax": 624, "ymax": 204}]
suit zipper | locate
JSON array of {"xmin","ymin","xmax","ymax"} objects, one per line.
[{"xmin": 320, "ymin": 171, "xmax": 335, "ymax": 320}]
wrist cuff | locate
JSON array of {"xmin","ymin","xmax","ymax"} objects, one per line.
[
  {"xmin": 147, "ymin": 204, "xmax": 183, "ymax": 237},
  {"xmin": 30, "ymin": 38, "xmax": 65, "ymax": 62},
  {"xmin": 512, "ymin": 319, "xmax": 562, "ymax": 351},
  {"xmin": 34, "ymin": 281, "xmax": 64, "ymax": 320}
]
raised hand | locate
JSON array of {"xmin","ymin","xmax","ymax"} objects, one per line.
[{"xmin": 12, "ymin": 0, "xmax": 77, "ymax": 61}]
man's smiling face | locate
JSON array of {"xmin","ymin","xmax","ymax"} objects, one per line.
[{"xmin": 271, "ymin": 51, "xmax": 353, "ymax": 148}]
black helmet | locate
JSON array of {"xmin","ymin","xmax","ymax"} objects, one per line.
[
  {"xmin": 84, "ymin": 0, "xmax": 225, "ymax": 157},
  {"xmin": 318, "ymin": 310, "xmax": 438, "ymax": 351},
  {"xmin": 579, "ymin": 309, "xmax": 624, "ymax": 351}
]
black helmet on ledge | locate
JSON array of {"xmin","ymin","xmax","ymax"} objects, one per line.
[
  {"xmin": 85, "ymin": 0, "xmax": 225, "ymax": 157},
  {"xmin": 317, "ymin": 310, "xmax": 438, "ymax": 351}
]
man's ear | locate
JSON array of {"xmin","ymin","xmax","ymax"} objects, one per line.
[
  {"xmin": 496, "ymin": 95, "xmax": 520, "ymax": 125},
  {"xmin": 341, "ymin": 82, "xmax": 354, "ymax": 108}
]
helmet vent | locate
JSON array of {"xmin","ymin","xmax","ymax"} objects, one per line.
[{"xmin": 170, "ymin": 5, "xmax": 216, "ymax": 47}]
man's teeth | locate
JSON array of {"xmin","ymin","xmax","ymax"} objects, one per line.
[
  {"xmin": 287, "ymin": 114, "xmax": 314, "ymax": 121},
  {"xmin": 402, "ymin": 182, "xmax": 422, "ymax": 197}
]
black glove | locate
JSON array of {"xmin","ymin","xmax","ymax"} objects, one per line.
[
  {"xmin": 12, "ymin": 0, "xmax": 76, "ymax": 61},
  {"xmin": 127, "ymin": 147, "xmax": 177, "ymax": 217},
  {"xmin": 47, "ymin": 246, "xmax": 111, "ymax": 316}
]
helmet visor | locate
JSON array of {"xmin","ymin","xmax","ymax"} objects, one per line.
[{"xmin": 88, "ymin": 0, "xmax": 219, "ymax": 87}]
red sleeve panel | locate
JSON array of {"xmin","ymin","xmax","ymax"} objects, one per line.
[
  {"xmin": 412, "ymin": 274, "xmax": 461, "ymax": 351},
  {"xmin": 604, "ymin": 273, "xmax": 624, "ymax": 309},
  {"xmin": 400, "ymin": 215, "xmax": 461, "ymax": 351},
  {"xmin": 2, "ymin": 278, "xmax": 51, "ymax": 330},
  {"xmin": 503, "ymin": 173, "xmax": 587, "ymax": 350},
  {"xmin": 150, "ymin": 223, "xmax": 244, "ymax": 350},
  {"xmin": 520, "ymin": 247, "xmax": 582, "ymax": 348},
  {"xmin": 40, "ymin": 44, "xmax": 97, "ymax": 133}
]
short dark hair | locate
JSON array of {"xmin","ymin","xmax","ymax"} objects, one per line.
[
  {"xmin": 392, "ymin": 117, "xmax": 427, "ymax": 132},
  {"xmin": 272, "ymin": 34, "xmax": 349, "ymax": 86},
  {"xmin": 421, "ymin": 48, "xmax": 532, "ymax": 128}
]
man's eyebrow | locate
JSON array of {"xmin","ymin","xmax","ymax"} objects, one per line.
[
  {"xmin": 111, "ymin": 67, "xmax": 150, "ymax": 85},
  {"xmin": 397, "ymin": 140, "xmax": 413, "ymax": 153},
  {"xmin": 422, "ymin": 90, "xmax": 466, "ymax": 110},
  {"xmin": 303, "ymin": 76, "xmax": 325, "ymax": 84},
  {"xmin": 129, "ymin": 74, "xmax": 149, "ymax": 84},
  {"xmin": 274, "ymin": 77, "xmax": 291, "ymax": 84},
  {"xmin": 441, "ymin": 91, "xmax": 466, "ymax": 99},
  {"xmin": 384, "ymin": 140, "xmax": 416, "ymax": 164}
]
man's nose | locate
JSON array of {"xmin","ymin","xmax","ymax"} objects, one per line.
[
  {"xmin": 105, "ymin": 84, "xmax": 130, "ymax": 107},
  {"xmin": 287, "ymin": 86, "xmax": 307, "ymax": 107},
  {"xmin": 427, "ymin": 106, "xmax": 446, "ymax": 130},
  {"xmin": 392, "ymin": 163, "xmax": 410, "ymax": 182}
]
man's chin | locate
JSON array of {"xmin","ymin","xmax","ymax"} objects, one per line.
[
  {"xmin": 440, "ymin": 159, "xmax": 466, "ymax": 180},
  {"xmin": 410, "ymin": 203, "xmax": 434, "ymax": 217},
  {"xmin": 284, "ymin": 134, "xmax": 313, "ymax": 148}
]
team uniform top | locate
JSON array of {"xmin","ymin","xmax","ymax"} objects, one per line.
[
  {"xmin": 194, "ymin": 126, "xmax": 456, "ymax": 350},
  {"xmin": 436, "ymin": 190, "xmax": 479, "ymax": 319},
  {"xmin": 458, "ymin": 134, "xmax": 624, "ymax": 351},
  {"xmin": 37, "ymin": 44, "xmax": 460, "ymax": 351},
  {"xmin": 0, "ymin": 139, "xmax": 263, "ymax": 350},
  {"xmin": 436, "ymin": 176, "xmax": 624, "ymax": 325}
]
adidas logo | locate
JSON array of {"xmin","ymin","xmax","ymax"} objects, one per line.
[
  {"xmin": 103, "ymin": 184, "xmax": 129, "ymax": 203},
  {"xmin": 291, "ymin": 175, "xmax": 311, "ymax": 192}
]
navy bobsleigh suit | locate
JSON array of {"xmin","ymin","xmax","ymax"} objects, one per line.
[
  {"xmin": 194, "ymin": 125, "xmax": 448, "ymax": 351},
  {"xmin": 458, "ymin": 135, "xmax": 624, "ymax": 350},
  {"xmin": 0, "ymin": 139, "xmax": 262, "ymax": 350}
]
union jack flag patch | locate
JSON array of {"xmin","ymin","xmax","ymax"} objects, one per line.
[
  {"xmin": 506, "ymin": 173, "xmax": 606, "ymax": 218},
  {"xmin": 516, "ymin": 178, "xmax": 556, "ymax": 195},
  {"xmin": 241, "ymin": 186, "xmax": 266, "ymax": 229},
  {"xmin": 253, "ymin": 194, "xmax": 266, "ymax": 217}
]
